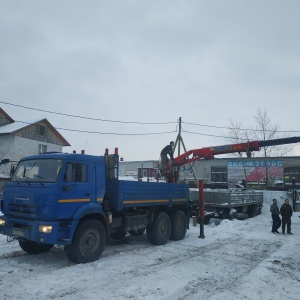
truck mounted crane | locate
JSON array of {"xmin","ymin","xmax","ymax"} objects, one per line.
[{"xmin": 163, "ymin": 136, "xmax": 300, "ymax": 183}]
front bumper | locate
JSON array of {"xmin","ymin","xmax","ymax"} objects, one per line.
[{"xmin": 0, "ymin": 215, "xmax": 72, "ymax": 245}]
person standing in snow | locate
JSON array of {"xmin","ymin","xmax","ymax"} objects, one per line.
[
  {"xmin": 160, "ymin": 141, "xmax": 175, "ymax": 176},
  {"xmin": 280, "ymin": 199, "xmax": 293, "ymax": 234},
  {"xmin": 270, "ymin": 198, "xmax": 281, "ymax": 234}
]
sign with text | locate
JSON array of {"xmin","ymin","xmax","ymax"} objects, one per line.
[{"xmin": 228, "ymin": 160, "xmax": 283, "ymax": 185}]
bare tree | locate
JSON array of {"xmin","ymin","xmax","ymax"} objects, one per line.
[
  {"xmin": 227, "ymin": 119, "xmax": 250, "ymax": 156},
  {"xmin": 227, "ymin": 108, "xmax": 290, "ymax": 189},
  {"xmin": 227, "ymin": 119, "xmax": 250, "ymax": 187},
  {"xmin": 250, "ymin": 109, "xmax": 278, "ymax": 157},
  {"xmin": 250, "ymin": 109, "xmax": 291, "ymax": 157}
]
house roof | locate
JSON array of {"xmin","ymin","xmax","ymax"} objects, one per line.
[
  {"xmin": 0, "ymin": 120, "xmax": 28, "ymax": 133},
  {"xmin": 0, "ymin": 118, "xmax": 70, "ymax": 146},
  {"xmin": 0, "ymin": 107, "xmax": 14, "ymax": 123}
]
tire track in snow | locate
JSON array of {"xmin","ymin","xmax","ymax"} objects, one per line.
[{"xmin": 163, "ymin": 239, "xmax": 283, "ymax": 300}]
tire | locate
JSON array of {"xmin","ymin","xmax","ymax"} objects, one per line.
[
  {"xmin": 147, "ymin": 212, "xmax": 171, "ymax": 245},
  {"xmin": 248, "ymin": 205, "xmax": 258, "ymax": 218},
  {"xmin": 229, "ymin": 210, "xmax": 238, "ymax": 220},
  {"xmin": 204, "ymin": 215, "xmax": 211, "ymax": 225},
  {"xmin": 257, "ymin": 205, "xmax": 262, "ymax": 215},
  {"xmin": 65, "ymin": 220, "xmax": 106, "ymax": 264},
  {"xmin": 169, "ymin": 210, "xmax": 187, "ymax": 241},
  {"xmin": 237, "ymin": 213, "xmax": 248, "ymax": 220},
  {"xmin": 19, "ymin": 240, "xmax": 53, "ymax": 254},
  {"xmin": 221, "ymin": 209, "xmax": 230, "ymax": 219},
  {"xmin": 128, "ymin": 229, "xmax": 145, "ymax": 236}
]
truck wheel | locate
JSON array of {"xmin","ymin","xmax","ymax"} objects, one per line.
[
  {"xmin": 19, "ymin": 240, "xmax": 53, "ymax": 254},
  {"xmin": 257, "ymin": 205, "xmax": 262, "ymax": 215},
  {"xmin": 221, "ymin": 209, "xmax": 229, "ymax": 219},
  {"xmin": 65, "ymin": 220, "xmax": 106, "ymax": 264},
  {"xmin": 170, "ymin": 210, "xmax": 187, "ymax": 241},
  {"xmin": 147, "ymin": 212, "xmax": 171, "ymax": 245},
  {"xmin": 237, "ymin": 213, "xmax": 248, "ymax": 220},
  {"xmin": 248, "ymin": 205, "xmax": 258, "ymax": 218},
  {"xmin": 204, "ymin": 215, "xmax": 211, "ymax": 225}
]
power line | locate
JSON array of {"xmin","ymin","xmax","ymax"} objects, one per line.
[
  {"xmin": 1, "ymin": 100, "xmax": 299, "ymax": 136},
  {"xmin": 182, "ymin": 130, "xmax": 230, "ymax": 139},
  {"xmin": 0, "ymin": 101, "xmax": 176, "ymax": 125},
  {"xmin": 182, "ymin": 120, "xmax": 300, "ymax": 133},
  {"xmin": 10, "ymin": 120, "xmax": 177, "ymax": 136}
]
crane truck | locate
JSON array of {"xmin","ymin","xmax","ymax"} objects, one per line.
[
  {"xmin": 0, "ymin": 148, "xmax": 189, "ymax": 263},
  {"xmin": 0, "ymin": 136, "xmax": 300, "ymax": 263}
]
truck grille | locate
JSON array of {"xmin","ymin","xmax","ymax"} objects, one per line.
[{"xmin": 9, "ymin": 203, "xmax": 38, "ymax": 217}]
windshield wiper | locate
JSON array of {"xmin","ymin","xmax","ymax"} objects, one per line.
[
  {"xmin": 34, "ymin": 175, "xmax": 44, "ymax": 186},
  {"xmin": 14, "ymin": 175, "xmax": 22, "ymax": 185},
  {"xmin": 24, "ymin": 176, "xmax": 32, "ymax": 185}
]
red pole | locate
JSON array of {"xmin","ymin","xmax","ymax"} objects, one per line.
[{"xmin": 198, "ymin": 180, "xmax": 205, "ymax": 239}]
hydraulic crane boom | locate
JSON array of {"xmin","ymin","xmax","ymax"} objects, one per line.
[{"xmin": 164, "ymin": 136, "xmax": 300, "ymax": 183}]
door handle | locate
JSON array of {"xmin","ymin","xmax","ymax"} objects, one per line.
[{"xmin": 62, "ymin": 186, "xmax": 71, "ymax": 192}]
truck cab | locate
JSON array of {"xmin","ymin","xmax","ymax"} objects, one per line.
[{"xmin": 0, "ymin": 153, "xmax": 106, "ymax": 244}]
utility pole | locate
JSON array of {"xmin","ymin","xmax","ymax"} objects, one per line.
[
  {"xmin": 177, "ymin": 117, "xmax": 182, "ymax": 157},
  {"xmin": 174, "ymin": 117, "xmax": 199, "ymax": 187}
]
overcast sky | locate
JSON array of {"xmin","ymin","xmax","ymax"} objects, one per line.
[{"xmin": 1, "ymin": 1, "xmax": 300, "ymax": 161}]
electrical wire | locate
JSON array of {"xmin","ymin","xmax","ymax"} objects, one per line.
[
  {"xmin": 182, "ymin": 129, "xmax": 230, "ymax": 139},
  {"xmin": 0, "ymin": 101, "xmax": 176, "ymax": 125},
  {"xmin": 182, "ymin": 120, "xmax": 300, "ymax": 133},
  {"xmin": 1, "ymin": 100, "xmax": 299, "ymax": 137},
  {"xmin": 9, "ymin": 120, "xmax": 177, "ymax": 136}
]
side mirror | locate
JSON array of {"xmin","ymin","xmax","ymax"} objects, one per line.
[{"xmin": 10, "ymin": 165, "xmax": 17, "ymax": 178}]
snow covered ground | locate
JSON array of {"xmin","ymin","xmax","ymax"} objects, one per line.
[{"xmin": 0, "ymin": 190, "xmax": 299, "ymax": 300}]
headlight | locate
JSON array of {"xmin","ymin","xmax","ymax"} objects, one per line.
[
  {"xmin": 39, "ymin": 225, "xmax": 52, "ymax": 233},
  {"xmin": 0, "ymin": 219, "xmax": 5, "ymax": 226}
]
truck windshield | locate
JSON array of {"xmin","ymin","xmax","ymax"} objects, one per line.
[{"xmin": 11, "ymin": 159, "xmax": 63, "ymax": 183}]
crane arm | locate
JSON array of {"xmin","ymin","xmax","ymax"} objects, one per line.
[
  {"xmin": 163, "ymin": 136, "xmax": 300, "ymax": 183},
  {"xmin": 173, "ymin": 141, "xmax": 260, "ymax": 166},
  {"xmin": 173, "ymin": 136, "xmax": 300, "ymax": 167}
]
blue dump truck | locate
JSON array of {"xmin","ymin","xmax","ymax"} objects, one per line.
[{"xmin": 0, "ymin": 149, "xmax": 189, "ymax": 263}]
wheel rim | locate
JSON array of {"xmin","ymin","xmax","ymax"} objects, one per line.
[
  {"xmin": 80, "ymin": 229, "xmax": 100, "ymax": 254},
  {"xmin": 159, "ymin": 220, "xmax": 167, "ymax": 237},
  {"xmin": 177, "ymin": 218, "xmax": 184, "ymax": 232}
]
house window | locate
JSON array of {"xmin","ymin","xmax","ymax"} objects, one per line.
[
  {"xmin": 64, "ymin": 163, "xmax": 87, "ymax": 182},
  {"xmin": 211, "ymin": 167, "xmax": 227, "ymax": 183},
  {"xmin": 38, "ymin": 144, "xmax": 47, "ymax": 153},
  {"xmin": 36, "ymin": 125, "xmax": 45, "ymax": 136}
]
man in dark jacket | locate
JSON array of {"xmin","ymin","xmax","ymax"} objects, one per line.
[
  {"xmin": 280, "ymin": 199, "xmax": 293, "ymax": 234},
  {"xmin": 160, "ymin": 141, "xmax": 175, "ymax": 176},
  {"xmin": 270, "ymin": 198, "xmax": 281, "ymax": 233}
]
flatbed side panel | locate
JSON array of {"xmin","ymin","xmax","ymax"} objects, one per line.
[
  {"xmin": 106, "ymin": 180, "xmax": 188, "ymax": 211},
  {"xmin": 189, "ymin": 189, "xmax": 264, "ymax": 208},
  {"xmin": 204, "ymin": 191, "xmax": 232, "ymax": 207}
]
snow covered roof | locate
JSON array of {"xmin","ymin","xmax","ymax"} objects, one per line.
[
  {"xmin": 0, "ymin": 107, "xmax": 14, "ymax": 123},
  {"xmin": 0, "ymin": 118, "xmax": 70, "ymax": 146},
  {"xmin": 0, "ymin": 119, "xmax": 41, "ymax": 134}
]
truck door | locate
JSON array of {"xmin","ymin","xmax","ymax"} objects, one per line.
[{"xmin": 57, "ymin": 161, "xmax": 95, "ymax": 218}]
